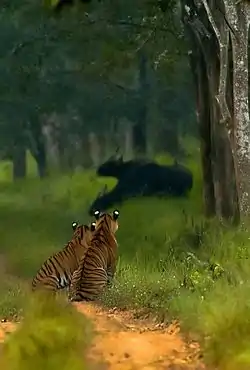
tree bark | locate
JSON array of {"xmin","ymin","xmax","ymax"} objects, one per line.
[
  {"xmin": 224, "ymin": 0, "xmax": 250, "ymax": 216},
  {"xmin": 181, "ymin": 0, "xmax": 249, "ymax": 222}
]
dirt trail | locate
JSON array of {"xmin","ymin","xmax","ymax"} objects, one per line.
[{"xmin": 0, "ymin": 303, "xmax": 205, "ymax": 369}]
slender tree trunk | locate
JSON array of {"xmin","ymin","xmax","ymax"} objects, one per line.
[
  {"xmin": 197, "ymin": 53, "xmax": 216, "ymax": 217},
  {"xmin": 30, "ymin": 131, "xmax": 48, "ymax": 178},
  {"xmin": 124, "ymin": 121, "xmax": 134, "ymax": 160},
  {"xmin": 12, "ymin": 143, "xmax": 26, "ymax": 180},
  {"xmin": 42, "ymin": 122, "xmax": 59, "ymax": 169},
  {"xmin": 27, "ymin": 117, "xmax": 48, "ymax": 178},
  {"xmin": 89, "ymin": 132, "xmax": 101, "ymax": 168},
  {"xmin": 35, "ymin": 142, "xmax": 48, "ymax": 178},
  {"xmin": 133, "ymin": 49, "xmax": 148, "ymax": 156},
  {"xmin": 183, "ymin": 13, "xmax": 216, "ymax": 217}
]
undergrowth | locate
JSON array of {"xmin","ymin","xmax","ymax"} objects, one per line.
[{"xmin": 0, "ymin": 145, "xmax": 250, "ymax": 369}]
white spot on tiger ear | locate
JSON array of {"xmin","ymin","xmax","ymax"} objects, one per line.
[
  {"xmin": 113, "ymin": 210, "xmax": 119, "ymax": 219},
  {"xmin": 72, "ymin": 222, "xmax": 78, "ymax": 231},
  {"xmin": 94, "ymin": 210, "xmax": 101, "ymax": 219}
]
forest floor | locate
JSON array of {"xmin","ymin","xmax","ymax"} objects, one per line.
[{"xmin": 0, "ymin": 302, "xmax": 206, "ymax": 370}]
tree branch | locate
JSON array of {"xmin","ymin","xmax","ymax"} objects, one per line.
[
  {"xmin": 215, "ymin": 30, "xmax": 232, "ymax": 129},
  {"xmin": 83, "ymin": 12, "xmax": 181, "ymax": 39},
  {"xmin": 197, "ymin": 0, "xmax": 232, "ymax": 127},
  {"xmin": 199, "ymin": 0, "xmax": 221, "ymax": 44},
  {"xmin": 112, "ymin": 19, "xmax": 178, "ymax": 38}
]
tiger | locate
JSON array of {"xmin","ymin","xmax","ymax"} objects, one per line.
[
  {"xmin": 31, "ymin": 220, "xmax": 96, "ymax": 293},
  {"xmin": 68, "ymin": 209, "xmax": 120, "ymax": 302}
]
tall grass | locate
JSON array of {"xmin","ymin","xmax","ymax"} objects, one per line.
[{"xmin": 1, "ymin": 142, "xmax": 250, "ymax": 368}]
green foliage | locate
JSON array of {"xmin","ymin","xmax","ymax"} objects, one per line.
[{"xmin": 0, "ymin": 293, "xmax": 92, "ymax": 370}]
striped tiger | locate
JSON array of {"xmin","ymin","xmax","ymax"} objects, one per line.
[
  {"xmin": 31, "ymin": 221, "xmax": 96, "ymax": 292},
  {"xmin": 68, "ymin": 209, "xmax": 120, "ymax": 302}
]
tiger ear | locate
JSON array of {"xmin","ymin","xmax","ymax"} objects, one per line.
[
  {"xmin": 90, "ymin": 222, "xmax": 96, "ymax": 232},
  {"xmin": 113, "ymin": 209, "xmax": 120, "ymax": 220},
  {"xmin": 94, "ymin": 210, "xmax": 101, "ymax": 220},
  {"xmin": 72, "ymin": 221, "xmax": 78, "ymax": 231}
]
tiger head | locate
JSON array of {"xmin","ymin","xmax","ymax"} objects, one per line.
[
  {"xmin": 71, "ymin": 221, "xmax": 96, "ymax": 244},
  {"xmin": 93, "ymin": 209, "xmax": 120, "ymax": 234},
  {"xmin": 72, "ymin": 221, "xmax": 96, "ymax": 232}
]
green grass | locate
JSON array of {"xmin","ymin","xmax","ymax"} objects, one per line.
[{"xmin": 1, "ymin": 142, "xmax": 250, "ymax": 369}]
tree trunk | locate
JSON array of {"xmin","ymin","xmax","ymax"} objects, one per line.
[
  {"xmin": 89, "ymin": 132, "xmax": 101, "ymax": 168},
  {"xmin": 27, "ymin": 117, "xmax": 48, "ymax": 178},
  {"xmin": 35, "ymin": 141, "xmax": 48, "ymax": 178},
  {"xmin": 182, "ymin": 5, "xmax": 216, "ymax": 217},
  {"xmin": 225, "ymin": 0, "xmax": 250, "ymax": 216},
  {"xmin": 42, "ymin": 119, "xmax": 60, "ymax": 169},
  {"xmin": 181, "ymin": 0, "xmax": 246, "ymax": 222},
  {"xmin": 133, "ymin": 50, "xmax": 148, "ymax": 156},
  {"xmin": 196, "ymin": 51, "xmax": 216, "ymax": 217},
  {"xmin": 30, "ymin": 131, "xmax": 48, "ymax": 178},
  {"xmin": 12, "ymin": 143, "xmax": 26, "ymax": 180},
  {"xmin": 124, "ymin": 121, "xmax": 134, "ymax": 160}
]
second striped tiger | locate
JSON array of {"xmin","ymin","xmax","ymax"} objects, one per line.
[
  {"xmin": 31, "ymin": 221, "xmax": 96, "ymax": 292},
  {"xmin": 69, "ymin": 209, "xmax": 120, "ymax": 302}
]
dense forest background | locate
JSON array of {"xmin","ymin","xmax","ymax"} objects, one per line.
[
  {"xmin": 1, "ymin": 0, "xmax": 250, "ymax": 223},
  {"xmin": 0, "ymin": 0, "xmax": 196, "ymax": 178}
]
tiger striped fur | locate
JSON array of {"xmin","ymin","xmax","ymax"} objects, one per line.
[
  {"xmin": 68, "ymin": 209, "xmax": 120, "ymax": 302},
  {"xmin": 31, "ymin": 221, "xmax": 96, "ymax": 292}
]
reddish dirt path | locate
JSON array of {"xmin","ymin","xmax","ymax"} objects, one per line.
[
  {"xmin": 0, "ymin": 303, "xmax": 206, "ymax": 369},
  {"xmin": 75, "ymin": 303, "xmax": 205, "ymax": 369}
]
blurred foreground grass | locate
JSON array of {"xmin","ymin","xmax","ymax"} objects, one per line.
[
  {"xmin": 0, "ymin": 292, "xmax": 92, "ymax": 370},
  {"xmin": 0, "ymin": 143, "xmax": 250, "ymax": 369}
]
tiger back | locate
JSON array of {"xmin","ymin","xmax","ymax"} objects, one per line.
[
  {"xmin": 69, "ymin": 209, "xmax": 120, "ymax": 302},
  {"xmin": 31, "ymin": 221, "xmax": 96, "ymax": 292}
]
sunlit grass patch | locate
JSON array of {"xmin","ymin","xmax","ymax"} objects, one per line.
[
  {"xmin": 196, "ymin": 283, "xmax": 250, "ymax": 370},
  {"xmin": 0, "ymin": 278, "xmax": 27, "ymax": 320}
]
